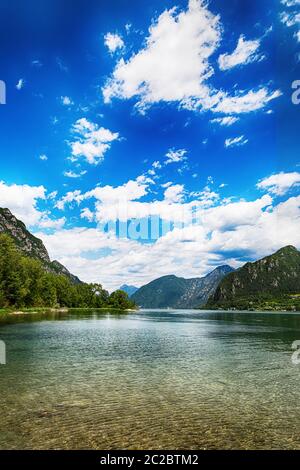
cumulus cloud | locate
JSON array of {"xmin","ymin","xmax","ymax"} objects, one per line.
[
  {"xmin": 164, "ymin": 184, "xmax": 185, "ymax": 203},
  {"xmin": 39, "ymin": 154, "xmax": 48, "ymax": 161},
  {"xmin": 281, "ymin": 0, "xmax": 300, "ymax": 42},
  {"xmin": 37, "ymin": 192, "xmax": 300, "ymax": 291},
  {"xmin": 281, "ymin": 11, "xmax": 300, "ymax": 26},
  {"xmin": 102, "ymin": 0, "xmax": 281, "ymax": 115},
  {"xmin": 213, "ymin": 88, "xmax": 282, "ymax": 114},
  {"xmin": 55, "ymin": 174, "xmax": 220, "ymax": 227},
  {"xmin": 41, "ymin": 168, "xmax": 300, "ymax": 290},
  {"xmin": 80, "ymin": 207, "xmax": 94, "ymax": 222},
  {"xmin": 225, "ymin": 135, "xmax": 248, "ymax": 148},
  {"xmin": 200, "ymin": 195, "xmax": 272, "ymax": 230},
  {"xmin": 55, "ymin": 190, "xmax": 83, "ymax": 210},
  {"xmin": 31, "ymin": 59, "xmax": 43, "ymax": 67},
  {"xmin": 102, "ymin": 0, "xmax": 222, "ymax": 110},
  {"xmin": 64, "ymin": 170, "xmax": 87, "ymax": 178},
  {"xmin": 218, "ymin": 35, "xmax": 263, "ymax": 71},
  {"xmin": 257, "ymin": 171, "xmax": 300, "ymax": 195},
  {"xmin": 69, "ymin": 118, "xmax": 119, "ymax": 165},
  {"xmin": 165, "ymin": 149, "xmax": 187, "ymax": 164},
  {"xmin": 282, "ymin": 0, "xmax": 300, "ymax": 5},
  {"xmin": 104, "ymin": 33, "xmax": 124, "ymax": 53},
  {"xmin": 37, "ymin": 217, "xmax": 66, "ymax": 230},
  {"xmin": 152, "ymin": 161, "xmax": 162, "ymax": 169},
  {"xmin": 0, "ymin": 181, "xmax": 65, "ymax": 230},
  {"xmin": 0, "ymin": 181, "xmax": 46, "ymax": 225},
  {"xmin": 61, "ymin": 96, "xmax": 74, "ymax": 106},
  {"xmin": 210, "ymin": 116, "xmax": 239, "ymax": 126},
  {"xmin": 16, "ymin": 79, "xmax": 25, "ymax": 90}
]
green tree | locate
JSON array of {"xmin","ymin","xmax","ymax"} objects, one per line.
[
  {"xmin": 0, "ymin": 233, "xmax": 136, "ymax": 311},
  {"xmin": 109, "ymin": 290, "xmax": 136, "ymax": 309}
]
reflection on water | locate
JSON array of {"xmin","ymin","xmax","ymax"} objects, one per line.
[{"xmin": 0, "ymin": 309, "xmax": 300, "ymax": 450}]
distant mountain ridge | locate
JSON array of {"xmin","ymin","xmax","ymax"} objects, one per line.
[
  {"xmin": 0, "ymin": 208, "xmax": 81, "ymax": 284},
  {"xmin": 120, "ymin": 284, "xmax": 139, "ymax": 296},
  {"xmin": 131, "ymin": 265, "xmax": 234, "ymax": 309},
  {"xmin": 206, "ymin": 246, "xmax": 300, "ymax": 311}
]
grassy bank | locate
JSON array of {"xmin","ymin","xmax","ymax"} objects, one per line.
[
  {"xmin": 0, "ymin": 306, "xmax": 138, "ymax": 326},
  {"xmin": 0, "ymin": 307, "xmax": 68, "ymax": 316}
]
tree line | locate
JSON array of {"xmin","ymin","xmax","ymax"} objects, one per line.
[{"xmin": 0, "ymin": 234, "xmax": 136, "ymax": 310}]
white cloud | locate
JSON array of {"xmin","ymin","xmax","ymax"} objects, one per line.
[
  {"xmin": 280, "ymin": 1, "xmax": 300, "ymax": 42},
  {"xmin": 64, "ymin": 170, "xmax": 87, "ymax": 178},
  {"xmin": 37, "ymin": 192, "xmax": 300, "ymax": 291},
  {"xmin": 102, "ymin": 0, "xmax": 281, "ymax": 115},
  {"xmin": 210, "ymin": 116, "xmax": 239, "ymax": 126},
  {"xmin": 89, "ymin": 178, "xmax": 149, "ymax": 204},
  {"xmin": 49, "ymin": 169, "xmax": 300, "ymax": 290},
  {"xmin": 55, "ymin": 190, "xmax": 83, "ymax": 210},
  {"xmin": 104, "ymin": 33, "xmax": 125, "ymax": 53},
  {"xmin": 80, "ymin": 207, "xmax": 94, "ymax": 222},
  {"xmin": 218, "ymin": 35, "xmax": 263, "ymax": 71},
  {"xmin": 164, "ymin": 184, "xmax": 185, "ymax": 203},
  {"xmin": 0, "ymin": 181, "xmax": 64, "ymax": 230},
  {"xmin": 16, "ymin": 79, "xmax": 25, "ymax": 90},
  {"xmin": 39, "ymin": 154, "xmax": 48, "ymax": 161},
  {"xmin": 61, "ymin": 96, "xmax": 74, "ymax": 106},
  {"xmin": 0, "ymin": 181, "xmax": 46, "ymax": 225},
  {"xmin": 165, "ymin": 149, "xmax": 187, "ymax": 164},
  {"xmin": 225, "ymin": 135, "xmax": 248, "ymax": 148},
  {"xmin": 282, "ymin": 0, "xmax": 300, "ymax": 6},
  {"xmin": 55, "ymin": 175, "xmax": 217, "ymax": 226},
  {"xmin": 257, "ymin": 171, "xmax": 300, "ymax": 195},
  {"xmin": 69, "ymin": 118, "xmax": 119, "ymax": 165},
  {"xmin": 31, "ymin": 59, "xmax": 43, "ymax": 67},
  {"xmin": 48, "ymin": 191, "xmax": 58, "ymax": 200},
  {"xmin": 281, "ymin": 11, "xmax": 300, "ymax": 27},
  {"xmin": 37, "ymin": 217, "xmax": 66, "ymax": 230},
  {"xmin": 200, "ymin": 195, "xmax": 272, "ymax": 230},
  {"xmin": 102, "ymin": 0, "xmax": 222, "ymax": 111},
  {"xmin": 212, "ymin": 88, "xmax": 282, "ymax": 114}
]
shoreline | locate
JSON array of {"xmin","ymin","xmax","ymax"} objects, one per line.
[
  {"xmin": 1, "ymin": 306, "xmax": 299, "ymax": 317},
  {"xmin": 0, "ymin": 307, "xmax": 139, "ymax": 324}
]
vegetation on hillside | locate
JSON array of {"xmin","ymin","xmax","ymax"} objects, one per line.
[
  {"xmin": 0, "ymin": 234, "xmax": 136, "ymax": 310},
  {"xmin": 0, "ymin": 207, "xmax": 81, "ymax": 283},
  {"xmin": 206, "ymin": 246, "xmax": 300, "ymax": 311}
]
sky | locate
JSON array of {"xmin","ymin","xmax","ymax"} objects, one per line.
[{"xmin": 0, "ymin": 0, "xmax": 300, "ymax": 291}]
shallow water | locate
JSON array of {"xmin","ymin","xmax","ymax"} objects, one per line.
[{"xmin": 0, "ymin": 309, "xmax": 300, "ymax": 450}]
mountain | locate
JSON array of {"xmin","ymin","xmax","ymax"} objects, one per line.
[
  {"xmin": 206, "ymin": 246, "xmax": 300, "ymax": 311},
  {"xmin": 120, "ymin": 284, "xmax": 139, "ymax": 297},
  {"xmin": 0, "ymin": 208, "xmax": 81, "ymax": 284},
  {"xmin": 131, "ymin": 265, "xmax": 234, "ymax": 309}
]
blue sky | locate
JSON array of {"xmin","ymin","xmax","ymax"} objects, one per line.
[{"xmin": 0, "ymin": 0, "xmax": 300, "ymax": 290}]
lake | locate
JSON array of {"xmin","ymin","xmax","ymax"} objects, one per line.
[{"xmin": 0, "ymin": 309, "xmax": 300, "ymax": 450}]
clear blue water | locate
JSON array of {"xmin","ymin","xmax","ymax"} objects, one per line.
[{"xmin": 0, "ymin": 309, "xmax": 300, "ymax": 450}]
